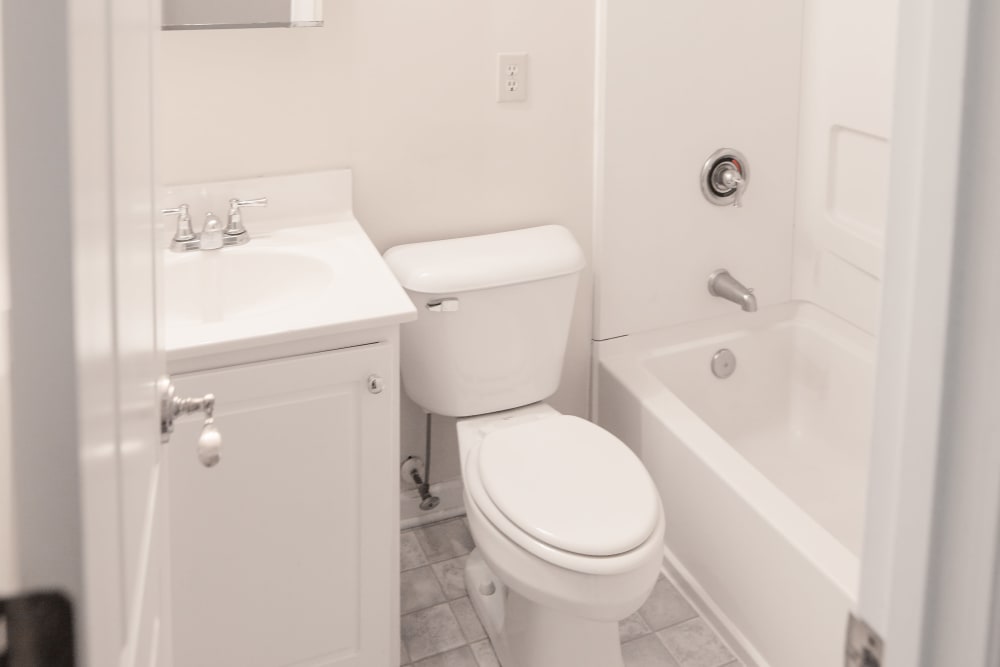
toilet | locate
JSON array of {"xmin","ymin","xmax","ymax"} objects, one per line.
[{"xmin": 384, "ymin": 225, "xmax": 665, "ymax": 667}]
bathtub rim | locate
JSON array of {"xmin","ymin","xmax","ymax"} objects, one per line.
[{"xmin": 596, "ymin": 300, "xmax": 873, "ymax": 600}]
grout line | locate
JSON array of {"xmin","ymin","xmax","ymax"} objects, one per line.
[
  {"xmin": 400, "ymin": 524, "xmax": 747, "ymax": 667},
  {"xmin": 659, "ymin": 558, "xmax": 756, "ymax": 667}
]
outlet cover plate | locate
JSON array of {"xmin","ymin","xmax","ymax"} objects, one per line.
[{"xmin": 497, "ymin": 53, "xmax": 528, "ymax": 103}]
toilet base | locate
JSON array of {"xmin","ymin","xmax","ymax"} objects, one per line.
[{"xmin": 464, "ymin": 549, "xmax": 624, "ymax": 667}]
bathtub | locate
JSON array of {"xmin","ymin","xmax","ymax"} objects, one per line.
[{"xmin": 595, "ymin": 302, "xmax": 874, "ymax": 667}]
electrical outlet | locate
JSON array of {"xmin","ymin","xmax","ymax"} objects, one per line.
[{"xmin": 498, "ymin": 53, "xmax": 528, "ymax": 103}]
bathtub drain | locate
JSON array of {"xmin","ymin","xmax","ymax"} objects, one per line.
[{"xmin": 711, "ymin": 349, "xmax": 737, "ymax": 379}]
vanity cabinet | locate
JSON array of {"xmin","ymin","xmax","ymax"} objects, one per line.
[{"xmin": 167, "ymin": 341, "xmax": 398, "ymax": 667}]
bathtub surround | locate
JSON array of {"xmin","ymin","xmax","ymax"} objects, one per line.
[
  {"xmin": 593, "ymin": 0, "xmax": 803, "ymax": 340},
  {"xmin": 792, "ymin": 0, "xmax": 900, "ymax": 333},
  {"xmin": 158, "ymin": 0, "xmax": 596, "ymax": 499}
]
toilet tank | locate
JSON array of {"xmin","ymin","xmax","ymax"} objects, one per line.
[{"xmin": 384, "ymin": 225, "xmax": 586, "ymax": 417}]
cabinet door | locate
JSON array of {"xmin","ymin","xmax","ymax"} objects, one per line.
[{"xmin": 168, "ymin": 344, "xmax": 396, "ymax": 667}]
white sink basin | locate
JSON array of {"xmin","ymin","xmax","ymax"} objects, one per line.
[
  {"xmin": 166, "ymin": 248, "xmax": 335, "ymax": 324},
  {"xmin": 163, "ymin": 220, "xmax": 417, "ymax": 371}
]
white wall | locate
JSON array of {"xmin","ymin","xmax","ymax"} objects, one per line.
[
  {"xmin": 158, "ymin": 0, "xmax": 595, "ymax": 484},
  {"xmin": 791, "ymin": 0, "xmax": 900, "ymax": 333},
  {"xmin": 594, "ymin": 0, "xmax": 803, "ymax": 340}
]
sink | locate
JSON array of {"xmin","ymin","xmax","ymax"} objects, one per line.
[
  {"xmin": 162, "ymin": 220, "xmax": 417, "ymax": 373},
  {"xmin": 165, "ymin": 248, "xmax": 336, "ymax": 324}
]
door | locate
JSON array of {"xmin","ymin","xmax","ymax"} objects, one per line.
[
  {"xmin": 71, "ymin": 0, "xmax": 169, "ymax": 664},
  {"xmin": 857, "ymin": 0, "xmax": 1000, "ymax": 665},
  {"xmin": 167, "ymin": 344, "xmax": 394, "ymax": 667}
]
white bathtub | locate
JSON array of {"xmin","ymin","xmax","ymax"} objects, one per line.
[{"xmin": 596, "ymin": 302, "xmax": 874, "ymax": 667}]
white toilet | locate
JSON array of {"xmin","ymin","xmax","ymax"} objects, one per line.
[{"xmin": 384, "ymin": 225, "xmax": 665, "ymax": 667}]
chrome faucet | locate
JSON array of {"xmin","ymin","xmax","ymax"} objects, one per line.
[
  {"xmin": 199, "ymin": 212, "xmax": 224, "ymax": 250},
  {"xmin": 707, "ymin": 269, "xmax": 757, "ymax": 312},
  {"xmin": 161, "ymin": 197, "xmax": 267, "ymax": 252},
  {"xmin": 224, "ymin": 197, "xmax": 268, "ymax": 247}
]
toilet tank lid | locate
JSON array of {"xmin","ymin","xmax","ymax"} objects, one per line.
[{"xmin": 383, "ymin": 225, "xmax": 586, "ymax": 294}]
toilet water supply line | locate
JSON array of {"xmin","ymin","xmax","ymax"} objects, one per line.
[{"xmin": 412, "ymin": 414, "xmax": 440, "ymax": 511}]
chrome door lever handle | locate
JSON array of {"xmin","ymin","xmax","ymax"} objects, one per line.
[{"xmin": 159, "ymin": 376, "xmax": 223, "ymax": 467}]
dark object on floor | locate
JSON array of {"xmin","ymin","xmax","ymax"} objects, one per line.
[{"xmin": 0, "ymin": 591, "xmax": 75, "ymax": 667}]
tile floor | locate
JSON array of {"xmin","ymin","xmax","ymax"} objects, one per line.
[{"xmin": 400, "ymin": 517, "xmax": 744, "ymax": 667}]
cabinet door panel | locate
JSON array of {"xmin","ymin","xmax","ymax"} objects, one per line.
[{"xmin": 168, "ymin": 344, "xmax": 394, "ymax": 667}]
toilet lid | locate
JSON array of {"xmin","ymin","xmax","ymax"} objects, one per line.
[{"xmin": 477, "ymin": 416, "xmax": 660, "ymax": 557}]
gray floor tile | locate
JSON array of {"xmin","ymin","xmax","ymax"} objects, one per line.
[
  {"xmin": 416, "ymin": 518, "xmax": 475, "ymax": 563},
  {"xmin": 619, "ymin": 611, "xmax": 653, "ymax": 643},
  {"xmin": 412, "ymin": 646, "xmax": 478, "ymax": 667},
  {"xmin": 400, "ymin": 523, "xmax": 736, "ymax": 667},
  {"xmin": 401, "ymin": 566, "xmax": 447, "ymax": 614},
  {"xmin": 432, "ymin": 555, "xmax": 469, "ymax": 600},
  {"xmin": 469, "ymin": 639, "xmax": 500, "ymax": 667},
  {"xmin": 402, "ymin": 603, "xmax": 467, "ymax": 662},
  {"xmin": 658, "ymin": 618, "xmax": 735, "ymax": 667},
  {"xmin": 402, "ymin": 530, "xmax": 429, "ymax": 571},
  {"xmin": 638, "ymin": 577, "xmax": 698, "ymax": 631},
  {"xmin": 622, "ymin": 634, "xmax": 681, "ymax": 667},
  {"xmin": 451, "ymin": 597, "xmax": 486, "ymax": 642}
]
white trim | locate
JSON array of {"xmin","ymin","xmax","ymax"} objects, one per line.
[
  {"xmin": 912, "ymin": 0, "xmax": 1000, "ymax": 663},
  {"xmin": 659, "ymin": 548, "xmax": 765, "ymax": 667},
  {"xmin": 858, "ymin": 0, "xmax": 972, "ymax": 662}
]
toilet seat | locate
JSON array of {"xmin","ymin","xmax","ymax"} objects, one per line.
[{"xmin": 465, "ymin": 415, "xmax": 663, "ymax": 576}]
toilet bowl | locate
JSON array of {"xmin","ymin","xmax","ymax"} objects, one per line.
[
  {"xmin": 383, "ymin": 226, "xmax": 665, "ymax": 666},
  {"xmin": 456, "ymin": 404, "xmax": 665, "ymax": 667}
]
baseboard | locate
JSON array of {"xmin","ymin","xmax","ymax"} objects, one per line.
[
  {"xmin": 660, "ymin": 547, "xmax": 769, "ymax": 667},
  {"xmin": 400, "ymin": 478, "xmax": 466, "ymax": 530}
]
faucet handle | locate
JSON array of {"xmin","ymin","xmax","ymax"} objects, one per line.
[
  {"xmin": 162, "ymin": 204, "xmax": 200, "ymax": 252},
  {"xmin": 714, "ymin": 162, "xmax": 746, "ymax": 208},
  {"xmin": 230, "ymin": 197, "xmax": 268, "ymax": 209},
  {"xmin": 722, "ymin": 168, "xmax": 746, "ymax": 208},
  {"xmin": 701, "ymin": 149, "xmax": 750, "ymax": 208},
  {"xmin": 225, "ymin": 197, "xmax": 267, "ymax": 240},
  {"xmin": 162, "ymin": 204, "xmax": 193, "ymax": 239}
]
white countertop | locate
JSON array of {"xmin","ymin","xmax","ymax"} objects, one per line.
[{"xmin": 164, "ymin": 217, "xmax": 417, "ymax": 371}]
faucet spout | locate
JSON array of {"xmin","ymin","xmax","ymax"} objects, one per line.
[{"xmin": 708, "ymin": 269, "xmax": 758, "ymax": 312}]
